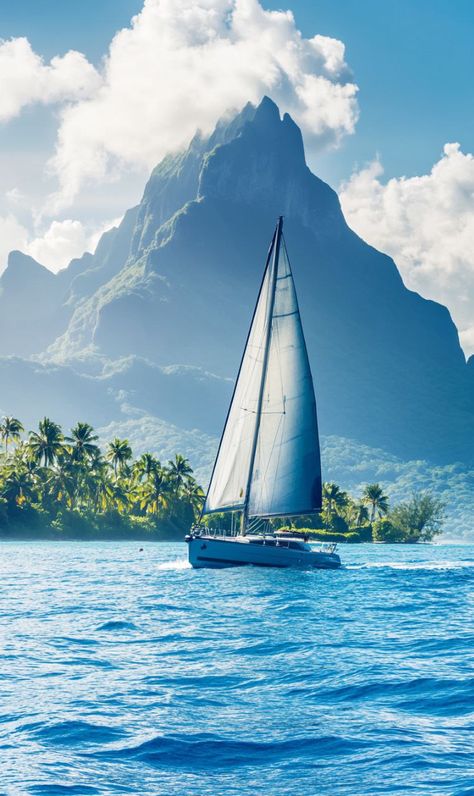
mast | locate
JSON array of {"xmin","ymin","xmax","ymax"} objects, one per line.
[{"xmin": 240, "ymin": 215, "xmax": 283, "ymax": 534}]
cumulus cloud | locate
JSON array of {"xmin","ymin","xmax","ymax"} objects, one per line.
[
  {"xmin": 0, "ymin": 1, "xmax": 358, "ymax": 270},
  {"xmin": 26, "ymin": 220, "xmax": 93, "ymax": 271},
  {"xmin": 340, "ymin": 143, "xmax": 474, "ymax": 357},
  {"xmin": 0, "ymin": 37, "xmax": 100, "ymax": 121},
  {"xmin": 0, "ymin": 217, "xmax": 120, "ymax": 275},
  {"xmin": 47, "ymin": 0, "xmax": 358, "ymax": 206}
]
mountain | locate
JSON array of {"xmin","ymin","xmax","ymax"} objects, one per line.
[{"xmin": 0, "ymin": 97, "xmax": 473, "ymax": 519}]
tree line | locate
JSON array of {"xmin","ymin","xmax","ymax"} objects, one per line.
[
  {"xmin": 302, "ymin": 481, "xmax": 445, "ymax": 543},
  {"xmin": 0, "ymin": 416, "xmax": 445, "ymax": 542},
  {"xmin": 0, "ymin": 416, "xmax": 204, "ymax": 539},
  {"xmin": 203, "ymin": 481, "xmax": 445, "ymax": 543}
]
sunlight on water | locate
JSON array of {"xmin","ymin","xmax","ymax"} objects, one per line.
[
  {"xmin": 157, "ymin": 558, "xmax": 192, "ymax": 571},
  {"xmin": 0, "ymin": 540, "xmax": 472, "ymax": 796}
]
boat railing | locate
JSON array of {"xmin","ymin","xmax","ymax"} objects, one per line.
[
  {"xmin": 311, "ymin": 541, "xmax": 338, "ymax": 554},
  {"xmin": 190, "ymin": 525, "xmax": 338, "ymax": 554},
  {"xmin": 191, "ymin": 524, "xmax": 239, "ymax": 539}
]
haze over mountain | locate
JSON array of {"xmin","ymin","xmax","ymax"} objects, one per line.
[{"xmin": 0, "ymin": 97, "xmax": 473, "ymax": 529}]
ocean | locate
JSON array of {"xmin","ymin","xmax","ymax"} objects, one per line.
[{"xmin": 0, "ymin": 541, "xmax": 473, "ymax": 796}]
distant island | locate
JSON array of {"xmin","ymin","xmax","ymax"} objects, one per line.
[{"xmin": 0, "ymin": 416, "xmax": 444, "ymax": 543}]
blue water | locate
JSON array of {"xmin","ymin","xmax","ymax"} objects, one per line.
[{"xmin": 1, "ymin": 542, "xmax": 473, "ymax": 796}]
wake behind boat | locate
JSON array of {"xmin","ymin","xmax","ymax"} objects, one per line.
[{"xmin": 186, "ymin": 217, "xmax": 341, "ymax": 570}]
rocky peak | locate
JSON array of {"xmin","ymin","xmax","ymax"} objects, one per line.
[
  {"xmin": 198, "ymin": 96, "xmax": 342, "ymax": 229},
  {"xmin": 2, "ymin": 251, "xmax": 56, "ymax": 292}
]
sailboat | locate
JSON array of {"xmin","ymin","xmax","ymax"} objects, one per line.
[{"xmin": 185, "ymin": 217, "xmax": 341, "ymax": 570}]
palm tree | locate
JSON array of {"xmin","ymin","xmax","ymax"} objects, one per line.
[
  {"xmin": 181, "ymin": 477, "xmax": 205, "ymax": 517},
  {"xmin": 106, "ymin": 438, "xmax": 132, "ymax": 478},
  {"xmin": 86, "ymin": 460, "xmax": 115, "ymax": 512},
  {"xmin": 168, "ymin": 454, "xmax": 193, "ymax": 489},
  {"xmin": 28, "ymin": 418, "xmax": 64, "ymax": 467},
  {"xmin": 362, "ymin": 483, "xmax": 389, "ymax": 522},
  {"xmin": 65, "ymin": 422, "xmax": 100, "ymax": 462},
  {"xmin": 322, "ymin": 482, "xmax": 348, "ymax": 515},
  {"xmin": 140, "ymin": 471, "xmax": 171, "ymax": 515},
  {"xmin": 1, "ymin": 467, "xmax": 35, "ymax": 506},
  {"xmin": 109, "ymin": 481, "xmax": 131, "ymax": 514},
  {"xmin": 321, "ymin": 482, "xmax": 349, "ymax": 530},
  {"xmin": 354, "ymin": 502, "xmax": 370, "ymax": 526},
  {"xmin": 345, "ymin": 500, "xmax": 370, "ymax": 529},
  {"xmin": 133, "ymin": 452, "xmax": 161, "ymax": 482},
  {"xmin": 45, "ymin": 459, "xmax": 79, "ymax": 509},
  {"xmin": 0, "ymin": 411, "xmax": 208, "ymax": 534},
  {"xmin": 0, "ymin": 417, "xmax": 24, "ymax": 454}
]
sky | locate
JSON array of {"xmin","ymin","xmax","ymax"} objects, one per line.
[{"xmin": 1, "ymin": 0, "xmax": 474, "ymax": 354}]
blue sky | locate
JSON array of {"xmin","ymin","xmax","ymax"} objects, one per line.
[
  {"xmin": 1, "ymin": 1, "xmax": 473, "ymax": 352},
  {"xmin": 2, "ymin": 0, "xmax": 473, "ymax": 184},
  {"xmin": 268, "ymin": 0, "xmax": 474, "ymax": 183}
]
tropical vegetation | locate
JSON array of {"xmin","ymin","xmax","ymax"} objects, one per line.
[
  {"xmin": 0, "ymin": 416, "xmax": 445, "ymax": 542},
  {"xmin": 277, "ymin": 481, "xmax": 445, "ymax": 543},
  {"xmin": 0, "ymin": 416, "xmax": 204, "ymax": 539}
]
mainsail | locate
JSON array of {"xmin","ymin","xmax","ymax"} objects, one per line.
[{"xmin": 203, "ymin": 217, "xmax": 322, "ymax": 520}]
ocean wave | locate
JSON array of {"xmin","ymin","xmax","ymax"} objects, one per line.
[
  {"xmin": 346, "ymin": 559, "xmax": 474, "ymax": 571},
  {"xmin": 306, "ymin": 676, "xmax": 474, "ymax": 715},
  {"xmin": 95, "ymin": 620, "xmax": 138, "ymax": 632},
  {"xmin": 29, "ymin": 720, "xmax": 127, "ymax": 747},
  {"xmin": 2, "ymin": 540, "xmax": 473, "ymax": 795},
  {"xmin": 28, "ymin": 786, "xmax": 100, "ymax": 795},
  {"xmin": 92, "ymin": 732, "xmax": 367, "ymax": 769}
]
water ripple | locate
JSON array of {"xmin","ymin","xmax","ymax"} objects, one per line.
[{"xmin": 0, "ymin": 540, "xmax": 472, "ymax": 796}]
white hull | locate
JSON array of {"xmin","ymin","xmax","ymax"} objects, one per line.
[{"xmin": 186, "ymin": 534, "xmax": 341, "ymax": 570}]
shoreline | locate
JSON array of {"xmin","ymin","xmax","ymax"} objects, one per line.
[{"xmin": 0, "ymin": 531, "xmax": 440, "ymax": 545}]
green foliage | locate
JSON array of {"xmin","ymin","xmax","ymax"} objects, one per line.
[
  {"xmin": 321, "ymin": 435, "xmax": 470, "ymax": 539},
  {"xmin": 321, "ymin": 482, "xmax": 349, "ymax": 528},
  {"xmin": 279, "ymin": 483, "xmax": 444, "ymax": 544},
  {"xmin": 362, "ymin": 483, "xmax": 389, "ymax": 521},
  {"xmin": 0, "ymin": 415, "xmax": 204, "ymax": 540},
  {"xmin": 0, "ymin": 415, "xmax": 447, "ymax": 544},
  {"xmin": 373, "ymin": 517, "xmax": 406, "ymax": 543},
  {"xmin": 372, "ymin": 493, "xmax": 445, "ymax": 543},
  {"xmin": 344, "ymin": 532, "xmax": 361, "ymax": 543},
  {"xmin": 389, "ymin": 492, "xmax": 445, "ymax": 542},
  {"xmin": 351, "ymin": 525, "xmax": 373, "ymax": 542},
  {"xmin": 278, "ymin": 527, "xmax": 349, "ymax": 543},
  {"xmin": 0, "ymin": 416, "xmax": 24, "ymax": 454}
]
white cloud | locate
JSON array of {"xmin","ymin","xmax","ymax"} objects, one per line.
[
  {"xmin": 0, "ymin": 217, "xmax": 121, "ymax": 275},
  {"xmin": 26, "ymin": 220, "xmax": 92, "ymax": 272},
  {"xmin": 0, "ymin": 214, "xmax": 29, "ymax": 271},
  {"xmin": 47, "ymin": 0, "xmax": 358, "ymax": 206},
  {"xmin": 340, "ymin": 143, "xmax": 474, "ymax": 357},
  {"xmin": 0, "ymin": 37, "xmax": 101, "ymax": 121},
  {"xmin": 460, "ymin": 326, "xmax": 474, "ymax": 355},
  {"xmin": 25, "ymin": 218, "xmax": 122, "ymax": 272}
]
